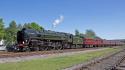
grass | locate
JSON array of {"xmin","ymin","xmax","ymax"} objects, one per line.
[{"xmin": 0, "ymin": 48, "xmax": 120, "ymax": 70}]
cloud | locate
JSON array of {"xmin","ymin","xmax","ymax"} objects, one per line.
[{"xmin": 53, "ymin": 15, "xmax": 64, "ymax": 27}]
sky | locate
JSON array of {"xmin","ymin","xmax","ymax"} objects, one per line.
[{"xmin": 0, "ymin": 0, "xmax": 125, "ymax": 39}]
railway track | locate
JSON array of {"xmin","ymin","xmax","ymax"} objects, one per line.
[
  {"xmin": 0, "ymin": 48, "xmax": 101, "ymax": 58},
  {"xmin": 64, "ymin": 47, "xmax": 125, "ymax": 70},
  {"xmin": 0, "ymin": 47, "xmax": 109, "ymax": 63},
  {"xmin": 115, "ymin": 59, "xmax": 125, "ymax": 70},
  {"xmin": 81, "ymin": 49, "xmax": 125, "ymax": 70},
  {"xmin": 86, "ymin": 49, "xmax": 125, "ymax": 70},
  {"xmin": 114, "ymin": 53, "xmax": 125, "ymax": 70}
]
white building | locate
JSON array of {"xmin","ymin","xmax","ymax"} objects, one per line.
[
  {"xmin": 0, "ymin": 39, "xmax": 6, "ymax": 51},
  {"xmin": 0, "ymin": 39, "xmax": 4, "ymax": 45}
]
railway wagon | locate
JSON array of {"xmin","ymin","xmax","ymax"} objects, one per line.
[
  {"xmin": 102, "ymin": 40, "xmax": 124, "ymax": 47},
  {"xmin": 94, "ymin": 39, "xmax": 103, "ymax": 47},
  {"xmin": 112, "ymin": 40, "xmax": 124, "ymax": 46},
  {"xmin": 84, "ymin": 38, "xmax": 103, "ymax": 47},
  {"xmin": 102, "ymin": 40, "xmax": 109, "ymax": 47},
  {"xmin": 84, "ymin": 38, "xmax": 93, "ymax": 47},
  {"xmin": 84, "ymin": 38, "xmax": 125, "ymax": 48}
]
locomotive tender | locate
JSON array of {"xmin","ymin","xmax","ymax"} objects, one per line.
[{"xmin": 15, "ymin": 28, "xmax": 124, "ymax": 52}]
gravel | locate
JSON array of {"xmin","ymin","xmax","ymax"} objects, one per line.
[{"xmin": 0, "ymin": 48, "xmax": 107, "ymax": 63}]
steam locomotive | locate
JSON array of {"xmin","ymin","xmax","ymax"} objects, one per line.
[
  {"xmin": 9, "ymin": 28, "xmax": 124, "ymax": 52},
  {"xmin": 15, "ymin": 28, "xmax": 83, "ymax": 51}
]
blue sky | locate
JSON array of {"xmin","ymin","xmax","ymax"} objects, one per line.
[{"xmin": 0, "ymin": 0, "xmax": 125, "ymax": 39}]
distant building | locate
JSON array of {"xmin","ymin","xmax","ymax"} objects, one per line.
[
  {"xmin": 0, "ymin": 39, "xmax": 6, "ymax": 51},
  {"xmin": 0, "ymin": 39, "xmax": 4, "ymax": 45}
]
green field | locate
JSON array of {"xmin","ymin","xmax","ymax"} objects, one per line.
[{"xmin": 0, "ymin": 48, "xmax": 120, "ymax": 70}]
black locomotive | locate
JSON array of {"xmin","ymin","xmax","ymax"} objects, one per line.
[{"xmin": 16, "ymin": 28, "xmax": 83, "ymax": 51}]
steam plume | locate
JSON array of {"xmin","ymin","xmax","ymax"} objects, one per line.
[{"xmin": 53, "ymin": 15, "xmax": 64, "ymax": 27}]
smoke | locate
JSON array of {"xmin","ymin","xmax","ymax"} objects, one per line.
[{"xmin": 53, "ymin": 15, "xmax": 64, "ymax": 27}]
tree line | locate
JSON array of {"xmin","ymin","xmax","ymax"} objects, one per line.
[
  {"xmin": 0, "ymin": 18, "xmax": 101, "ymax": 45},
  {"xmin": 75, "ymin": 29, "xmax": 101, "ymax": 39},
  {"xmin": 0, "ymin": 18, "xmax": 44, "ymax": 45}
]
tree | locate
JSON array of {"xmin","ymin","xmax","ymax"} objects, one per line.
[
  {"xmin": 0, "ymin": 18, "xmax": 5, "ymax": 40},
  {"xmin": 75, "ymin": 29, "xmax": 80, "ymax": 36},
  {"xmin": 79, "ymin": 33, "xmax": 85, "ymax": 38},
  {"xmin": 85, "ymin": 29, "xmax": 96, "ymax": 39},
  {"xmin": 75, "ymin": 29, "xmax": 85, "ymax": 38},
  {"xmin": 23, "ymin": 22, "xmax": 44, "ymax": 31},
  {"xmin": 5, "ymin": 21, "xmax": 18, "ymax": 45},
  {"xmin": 17, "ymin": 24, "xmax": 23, "ymax": 30},
  {"xmin": 23, "ymin": 23, "xmax": 31, "ymax": 29},
  {"xmin": 30, "ymin": 22, "xmax": 44, "ymax": 30}
]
